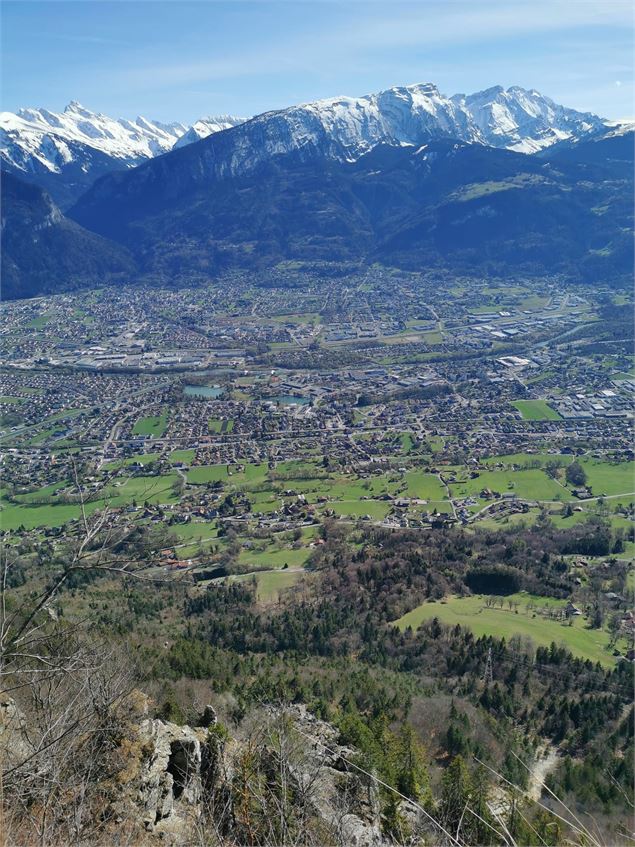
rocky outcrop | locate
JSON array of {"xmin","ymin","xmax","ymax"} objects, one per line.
[
  {"xmin": 135, "ymin": 719, "xmax": 206, "ymax": 832},
  {"xmin": 280, "ymin": 705, "xmax": 385, "ymax": 847},
  {"xmin": 0, "ymin": 695, "xmax": 33, "ymax": 771},
  {"xmin": 2, "ymin": 691, "xmax": 395, "ymax": 846},
  {"xmin": 113, "ymin": 703, "xmax": 391, "ymax": 845}
]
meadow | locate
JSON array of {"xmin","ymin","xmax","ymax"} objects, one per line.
[
  {"xmin": 232, "ymin": 568, "xmax": 303, "ymax": 601},
  {"xmin": 132, "ymin": 409, "xmax": 169, "ymax": 437},
  {"xmin": 169, "ymin": 449, "xmax": 196, "ymax": 465},
  {"xmin": 512, "ymin": 400, "xmax": 562, "ymax": 421},
  {"xmin": 237, "ymin": 546, "xmax": 311, "ymax": 569},
  {"xmin": 0, "ymin": 472, "xmax": 180, "ymax": 530},
  {"xmin": 394, "ymin": 593, "xmax": 620, "ymax": 667},
  {"xmin": 2, "ymin": 454, "xmax": 631, "ymax": 544},
  {"xmin": 448, "ymin": 468, "xmax": 566, "ymax": 502}
]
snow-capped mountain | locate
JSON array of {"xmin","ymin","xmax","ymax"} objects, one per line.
[
  {"xmin": 1, "ymin": 83, "xmax": 608, "ymax": 209},
  {"xmin": 69, "ymin": 81, "xmax": 612, "ymax": 239},
  {"xmin": 172, "ymin": 116, "xmax": 245, "ymax": 149},
  {"xmin": 269, "ymin": 81, "xmax": 606, "ymax": 159},
  {"xmin": 0, "ymin": 101, "xmax": 187, "ymax": 173},
  {"xmin": 452, "ymin": 85, "xmax": 604, "ymax": 153},
  {"xmin": 129, "ymin": 82, "xmax": 605, "ymax": 184},
  {"xmin": 0, "ymin": 102, "xmax": 246, "ymax": 206},
  {"xmin": 209, "ymin": 82, "xmax": 483, "ymax": 176}
]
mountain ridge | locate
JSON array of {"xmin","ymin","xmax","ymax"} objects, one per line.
[
  {"xmin": 0, "ymin": 103, "xmax": 246, "ymax": 207},
  {"xmin": 67, "ymin": 81, "xmax": 612, "ymax": 229},
  {"xmin": 67, "ymin": 136, "xmax": 633, "ymax": 288},
  {"xmin": 1, "ymin": 172, "xmax": 135, "ymax": 299},
  {"xmin": 5, "ymin": 82, "xmax": 632, "ymax": 299},
  {"xmin": 1, "ymin": 83, "xmax": 611, "ymax": 209}
]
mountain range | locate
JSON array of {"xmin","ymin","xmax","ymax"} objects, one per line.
[
  {"xmin": 2, "ymin": 82, "xmax": 632, "ymax": 300},
  {"xmin": 0, "ymin": 102, "xmax": 245, "ymax": 207},
  {"xmin": 1, "ymin": 84, "xmax": 606, "ymax": 208}
]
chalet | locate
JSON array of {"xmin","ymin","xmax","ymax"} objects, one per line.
[
  {"xmin": 573, "ymin": 487, "xmax": 593, "ymax": 499},
  {"xmin": 169, "ymin": 559, "xmax": 192, "ymax": 570}
]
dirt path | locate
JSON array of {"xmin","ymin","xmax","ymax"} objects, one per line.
[{"xmin": 527, "ymin": 745, "xmax": 559, "ymax": 802}]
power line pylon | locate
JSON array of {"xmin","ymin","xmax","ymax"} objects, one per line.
[{"xmin": 483, "ymin": 646, "xmax": 494, "ymax": 686}]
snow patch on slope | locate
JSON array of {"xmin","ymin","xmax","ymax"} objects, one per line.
[
  {"xmin": 172, "ymin": 116, "xmax": 246, "ymax": 149},
  {"xmin": 0, "ymin": 103, "xmax": 246, "ymax": 175},
  {"xmin": 178, "ymin": 83, "xmax": 606, "ymax": 184},
  {"xmin": 452, "ymin": 85, "xmax": 604, "ymax": 152}
]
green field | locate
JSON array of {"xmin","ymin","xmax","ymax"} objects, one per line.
[
  {"xmin": 478, "ymin": 456, "xmax": 634, "ymax": 499},
  {"xmin": 169, "ymin": 449, "xmax": 196, "ymax": 465},
  {"xmin": 187, "ymin": 461, "xmax": 271, "ymax": 488},
  {"xmin": 330, "ymin": 500, "xmax": 391, "ymax": 519},
  {"xmin": 234, "ymin": 569, "xmax": 303, "ymax": 601},
  {"xmin": 206, "ymin": 418, "xmax": 235, "ymax": 434},
  {"xmin": 171, "ymin": 521, "xmax": 218, "ymax": 543},
  {"xmin": 475, "ymin": 510, "xmax": 537, "ymax": 530},
  {"xmin": 17, "ymin": 481, "xmax": 71, "ymax": 502},
  {"xmin": 578, "ymin": 458, "xmax": 634, "ymax": 497},
  {"xmin": 394, "ymin": 594, "xmax": 620, "ymax": 667},
  {"xmin": 133, "ymin": 410, "xmax": 168, "ymax": 437},
  {"xmin": 96, "ymin": 473, "xmax": 180, "ymax": 508},
  {"xmin": 404, "ymin": 471, "xmax": 447, "ymax": 500},
  {"xmin": 0, "ymin": 472, "xmax": 180, "ymax": 531},
  {"xmin": 187, "ymin": 464, "xmax": 228, "ymax": 484},
  {"xmin": 512, "ymin": 400, "xmax": 561, "ymax": 421},
  {"xmin": 400, "ymin": 433, "xmax": 415, "ymax": 454},
  {"xmin": 482, "ymin": 452, "xmax": 570, "ymax": 468},
  {"xmin": 238, "ymin": 546, "xmax": 311, "ymax": 569},
  {"xmin": 234, "ymin": 462, "xmax": 270, "ymax": 485},
  {"xmin": 104, "ymin": 453, "xmax": 160, "ymax": 470},
  {"xmin": 449, "ymin": 469, "xmax": 566, "ymax": 502},
  {"xmin": 0, "ymin": 499, "xmax": 102, "ymax": 531}
]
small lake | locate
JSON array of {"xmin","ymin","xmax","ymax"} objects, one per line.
[
  {"xmin": 184, "ymin": 385, "xmax": 223, "ymax": 398},
  {"xmin": 270, "ymin": 395, "xmax": 311, "ymax": 406}
]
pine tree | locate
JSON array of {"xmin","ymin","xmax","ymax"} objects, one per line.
[
  {"xmin": 394, "ymin": 724, "xmax": 431, "ymax": 806},
  {"xmin": 440, "ymin": 755, "xmax": 473, "ymax": 837},
  {"xmin": 533, "ymin": 809, "xmax": 562, "ymax": 846},
  {"xmin": 467, "ymin": 763, "xmax": 496, "ymax": 845}
]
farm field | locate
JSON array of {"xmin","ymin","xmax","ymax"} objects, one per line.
[
  {"xmin": 329, "ymin": 500, "xmax": 391, "ymax": 519},
  {"xmin": 578, "ymin": 458, "xmax": 634, "ymax": 496},
  {"xmin": 237, "ymin": 546, "xmax": 311, "ymax": 569},
  {"xmin": 132, "ymin": 410, "xmax": 168, "ymax": 437},
  {"xmin": 96, "ymin": 473, "xmax": 181, "ymax": 507},
  {"xmin": 393, "ymin": 594, "xmax": 620, "ymax": 667},
  {"xmin": 512, "ymin": 400, "xmax": 562, "ymax": 421},
  {"xmin": 449, "ymin": 468, "xmax": 566, "ymax": 502},
  {"xmin": 187, "ymin": 464, "xmax": 229, "ymax": 484},
  {"xmin": 171, "ymin": 521, "xmax": 218, "ymax": 543},
  {"xmin": 482, "ymin": 452, "xmax": 572, "ymax": 467},
  {"xmin": 474, "ymin": 510, "xmax": 539, "ymax": 530},
  {"xmin": 0, "ymin": 472, "xmax": 180, "ymax": 530},
  {"xmin": 4, "ymin": 455, "xmax": 632, "ymax": 535},
  {"xmin": 104, "ymin": 453, "xmax": 161, "ymax": 469},
  {"xmin": 404, "ymin": 471, "xmax": 447, "ymax": 500},
  {"xmin": 0, "ymin": 497, "xmax": 102, "ymax": 531},
  {"xmin": 234, "ymin": 569, "xmax": 303, "ymax": 601},
  {"xmin": 169, "ymin": 449, "xmax": 196, "ymax": 465}
]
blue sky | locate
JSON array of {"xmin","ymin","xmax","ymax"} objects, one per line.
[{"xmin": 2, "ymin": 0, "xmax": 633, "ymax": 122}]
